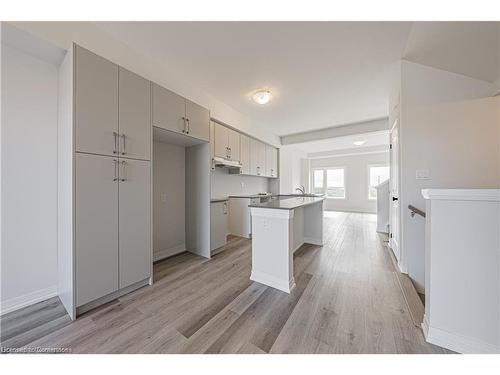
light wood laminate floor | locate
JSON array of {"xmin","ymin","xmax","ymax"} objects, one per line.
[{"xmin": 0, "ymin": 212, "xmax": 449, "ymax": 354}]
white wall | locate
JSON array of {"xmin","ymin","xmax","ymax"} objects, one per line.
[
  {"xmin": 153, "ymin": 141, "xmax": 186, "ymax": 261},
  {"xmin": 309, "ymin": 152, "xmax": 389, "ymax": 213},
  {"xmin": 399, "ymin": 60, "xmax": 498, "ymax": 292},
  {"xmin": 1, "ymin": 44, "xmax": 59, "ymax": 313},
  {"xmin": 279, "ymin": 145, "xmax": 307, "ymax": 194},
  {"xmin": 10, "ymin": 22, "xmax": 280, "ymax": 146},
  {"xmin": 210, "ymin": 169, "xmax": 270, "ymax": 198}
]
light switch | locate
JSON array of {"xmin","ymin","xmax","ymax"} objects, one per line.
[
  {"xmin": 416, "ymin": 169, "xmax": 430, "ymax": 180},
  {"xmin": 160, "ymin": 193, "xmax": 167, "ymax": 202}
]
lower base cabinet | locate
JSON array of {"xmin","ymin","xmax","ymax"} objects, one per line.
[
  {"xmin": 210, "ymin": 200, "xmax": 228, "ymax": 253},
  {"xmin": 75, "ymin": 152, "xmax": 151, "ymax": 308}
]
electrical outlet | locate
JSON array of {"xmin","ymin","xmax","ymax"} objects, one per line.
[
  {"xmin": 240, "ymin": 182, "xmax": 245, "ymax": 188},
  {"xmin": 160, "ymin": 193, "xmax": 167, "ymax": 202}
]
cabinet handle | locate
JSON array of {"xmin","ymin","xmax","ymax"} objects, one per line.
[
  {"xmin": 223, "ymin": 202, "xmax": 228, "ymax": 214},
  {"xmin": 121, "ymin": 133, "xmax": 126, "ymax": 155},
  {"xmin": 120, "ymin": 160, "xmax": 126, "ymax": 182},
  {"xmin": 113, "ymin": 132, "xmax": 118, "ymax": 154},
  {"xmin": 113, "ymin": 159, "xmax": 118, "ymax": 181},
  {"xmin": 181, "ymin": 117, "xmax": 186, "ymax": 133},
  {"xmin": 186, "ymin": 118, "xmax": 190, "ymax": 134}
]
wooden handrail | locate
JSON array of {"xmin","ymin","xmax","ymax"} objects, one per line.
[{"xmin": 408, "ymin": 205, "xmax": 426, "ymax": 218}]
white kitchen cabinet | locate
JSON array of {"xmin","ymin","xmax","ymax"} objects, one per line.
[
  {"xmin": 250, "ymin": 139, "xmax": 266, "ymax": 176},
  {"xmin": 75, "ymin": 45, "xmax": 118, "ymax": 157},
  {"xmin": 58, "ymin": 44, "xmax": 152, "ymax": 319},
  {"xmin": 213, "ymin": 122, "xmax": 240, "ymax": 162},
  {"xmin": 152, "ymin": 83, "xmax": 209, "ymax": 142},
  {"xmin": 75, "ymin": 153, "xmax": 119, "ymax": 306},
  {"xmin": 214, "ymin": 122, "xmax": 229, "ymax": 159},
  {"xmin": 210, "ymin": 200, "xmax": 229, "ymax": 253},
  {"xmin": 228, "ymin": 197, "xmax": 260, "ymax": 238},
  {"xmin": 186, "ymin": 99, "xmax": 210, "ymax": 142},
  {"xmin": 265, "ymin": 145, "xmax": 278, "ymax": 178},
  {"xmin": 119, "ymin": 158, "xmax": 151, "ymax": 289},
  {"xmin": 227, "ymin": 128, "xmax": 240, "ymax": 162},
  {"xmin": 152, "ymin": 83, "xmax": 186, "ymax": 135},
  {"xmin": 119, "ymin": 68, "xmax": 151, "ymax": 161},
  {"xmin": 240, "ymin": 134, "xmax": 251, "ymax": 175}
]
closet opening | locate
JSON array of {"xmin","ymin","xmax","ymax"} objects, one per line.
[{"xmin": 152, "ymin": 127, "xmax": 211, "ymax": 271}]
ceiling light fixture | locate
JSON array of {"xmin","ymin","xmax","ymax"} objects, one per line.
[
  {"xmin": 252, "ymin": 90, "xmax": 272, "ymax": 105},
  {"xmin": 353, "ymin": 140, "xmax": 367, "ymax": 146}
]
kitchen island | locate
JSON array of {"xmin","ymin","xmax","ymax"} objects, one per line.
[{"xmin": 249, "ymin": 196, "xmax": 325, "ymax": 293}]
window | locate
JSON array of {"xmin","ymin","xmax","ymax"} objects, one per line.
[
  {"xmin": 312, "ymin": 168, "xmax": 345, "ymax": 198},
  {"xmin": 369, "ymin": 165, "xmax": 390, "ymax": 199}
]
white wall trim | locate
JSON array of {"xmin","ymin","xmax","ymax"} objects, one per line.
[
  {"xmin": 250, "ymin": 270, "xmax": 296, "ymax": 294},
  {"xmin": 303, "ymin": 237, "xmax": 323, "ymax": 246},
  {"xmin": 307, "ymin": 145, "xmax": 389, "ymax": 159},
  {"xmin": 422, "ymin": 188, "xmax": 500, "ymax": 202},
  {"xmin": 281, "ymin": 117, "xmax": 389, "ymax": 145},
  {"xmin": 153, "ymin": 243, "xmax": 186, "ymax": 262},
  {"xmin": 0, "ymin": 285, "xmax": 58, "ymax": 316},
  {"xmin": 422, "ymin": 315, "xmax": 500, "ymax": 354}
]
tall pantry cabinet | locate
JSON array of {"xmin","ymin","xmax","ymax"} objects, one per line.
[{"xmin": 58, "ymin": 44, "xmax": 152, "ymax": 319}]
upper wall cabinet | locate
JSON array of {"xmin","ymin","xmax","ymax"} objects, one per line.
[
  {"xmin": 152, "ymin": 83, "xmax": 209, "ymax": 142},
  {"xmin": 265, "ymin": 145, "xmax": 278, "ymax": 178},
  {"xmin": 152, "ymin": 83, "xmax": 186, "ymax": 134},
  {"xmin": 250, "ymin": 138, "xmax": 266, "ymax": 176},
  {"xmin": 75, "ymin": 46, "xmax": 151, "ymax": 161},
  {"xmin": 75, "ymin": 46, "xmax": 119, "ymax": 157},
  {"xmin": 214, "ymin": 122, "xmax": 240, "ymax": 161},
  {"xmin": 119, "ymin": 68, "xmax": 151, "ymax": 161},
  {"xmin": 186, "ymin": 100, "xmax": 210, "ymax": 142},
  {"xmin": 240, "ymin": 134, "xmax": 251, "ymax": 175}
]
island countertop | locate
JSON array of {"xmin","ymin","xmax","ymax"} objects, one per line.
[{"xmin": 249, "ymin": 196, "xmax": 325, "ymax": 210}]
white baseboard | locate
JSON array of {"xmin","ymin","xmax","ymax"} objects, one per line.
[
  {"xmin": 422, "ymin": 314, "xmax": 499, "ymax": 354},
  {"xmin": 153, "ymin": 243, "xmax": 186, "ymax": 262},
  {"xmin": 0, "ymin": 285, "xmax": 58, "ymax": 316},
  {"xmin": 250, "ymin": 270, "xmax": 295, "ymax": 294}
]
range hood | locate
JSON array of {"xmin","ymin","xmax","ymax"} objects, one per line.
[{"xmin": 212, "ymin": 156, "xmax": 242, "ymax": 171}]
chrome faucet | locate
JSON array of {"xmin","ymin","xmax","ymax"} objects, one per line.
[{"xmin": 295, "ymin": 185, "xmax": 306, "ymax": 195}]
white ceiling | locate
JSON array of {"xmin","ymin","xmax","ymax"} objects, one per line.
[
  {"xmin": 291, "ymin": 131, "xmax": 389, "ymax": 154},
  {"xmin": 96, "ymin": 22, "xmax": 412, "ymax": 136},
  {"xmin": 95, "ymin": 21, "xmax": 499, "ymax": 140}
]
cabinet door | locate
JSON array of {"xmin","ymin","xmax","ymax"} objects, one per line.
[
  {"xmin": 272, "ymin": 148, "xmax": 278, "ymax": 178},
  {"xmin": 258, "ymin": 141, "xmax": 267, "ymax": 176},
  {"xmin": 186, "ymin": 99, "xmax": 210, "ymax": 142},
  {"xmin": 266, "ymin": 146, "xmax": 278, "ymax": 177},
  {"xmin": 75, "ymin": 46, "xmax": 118, "ymax": 157},
  {"xmin": 118, "ymin": 159, "xmax": 151, "ymax": 289},
  {"xmin": 250, "ymin": 138, "xmax": 260, "ymax": 175},
  {"xmin": 76, "ymin": 153, "xmax": 118, "ymax": 306},
  {"xmin": 152, "ymin": 83, "xmax": 186, "ymax": 134},
  {"xmin": 210, "ymin": 201, "xmax": 228, "ymax": 251},
  {"xmin": 227, "ymin": 128, "xmax": 241, "ymax": 162},
  {"xmin": 119, "ymin": 68, "xmax": 151, "ymax": 161},
  {"xmin": 240, "ymin": 134, "xmax": 251, "ymax": 175},
  {"xmin": 214, "ymin": 123, "xmax": 229, "ymax": 159}
]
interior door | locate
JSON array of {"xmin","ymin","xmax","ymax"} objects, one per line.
[
  {"xmin": 118, "ymin": 158, "xmax": 151, "ymax": 289},
  {"xmin": 119, "ymin": 68, "xmax": 151, "ymax": 161},
  {"xmin": 75, "ymin": 45, "xmax": 119, "ymax": 157},
  {"xmin": 185, "ymin": 99, "xmax": 210, "ymax": 142},
  {"xmin": 152, "ymin": 83, "xmax": 186, "ymax": 135},
  {"xmin": 389, "ymin": 119, "xmax": 401, "ymax": 262},
  {"xmin": 75, "ymin": 153, "xmax": 119, "ymax": 306}
]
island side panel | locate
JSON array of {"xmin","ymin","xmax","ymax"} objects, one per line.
[
  {"xmin": 250, "ymin": 207, "xmax": 296, "ymax": 293},
  {"xmin": 304, "ymin": 200, "xmax": 324, "ymax": 246}
]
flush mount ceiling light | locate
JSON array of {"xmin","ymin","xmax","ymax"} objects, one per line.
[
  {"xmin": 353, "ymin": 140, "xmax": 367, "ymax": 146},
  {"xmin": 252, "ymin": 90, "xmax": 272, "ymax": 105}
]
